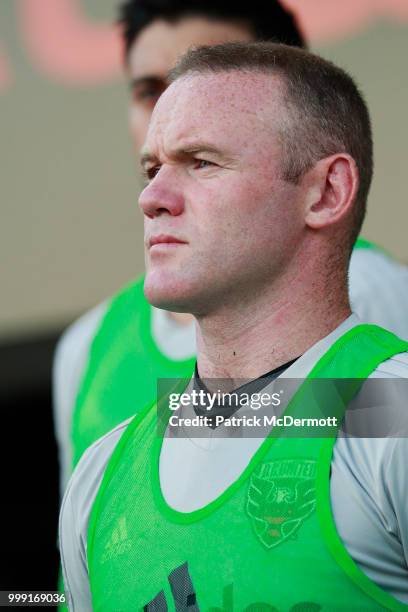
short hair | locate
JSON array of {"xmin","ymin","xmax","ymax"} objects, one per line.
[
  {"xmin": 117, "ymin": 0, "xmax": 306, "ymax": 61},
  {"xmin": 170, "ymin": 42, "xmax": 373, "ymax": 246}
]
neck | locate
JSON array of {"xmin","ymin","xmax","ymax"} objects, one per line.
[{"xmin": 195, "ymin": 257, "xmax": 350, "ymax": 384}]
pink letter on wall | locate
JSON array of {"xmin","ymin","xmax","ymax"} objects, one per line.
[
  {"xmin": 19, "ymin": 0, "xmax": 121, "ymax": 84},
  {"xmin": 15, "ymin": 0, "xmax": 408, "ymax": 87},
  {"xmin": 0, "ymin": 43, "xmax": 12, "ymax": 93},
  {"xmin": 282, "ymin": 0, "xmax": 408, "ymax": 44}
]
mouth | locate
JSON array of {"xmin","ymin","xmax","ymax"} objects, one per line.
[{"xmin": 148, "ymin": 234, "xmax": 187, "ymax": 249}]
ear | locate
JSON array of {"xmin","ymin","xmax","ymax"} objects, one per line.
[{"xmin": 303, "ymin": 153, "xmax": 359, "ymax": 230}]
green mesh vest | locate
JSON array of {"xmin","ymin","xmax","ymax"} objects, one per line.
[
  {"xmin": 87, "ymin": 325, "xmax": 408, "ymax": 611},
  {"xmin": 71, "ymin": 276, "xmax": 195, "ymax": 467},
  {"xmin": 70, "ymin": 238, "xmax": 380, "ymax": 469}
]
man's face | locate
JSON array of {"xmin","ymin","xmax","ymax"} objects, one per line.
[
  {"xmin": 127, "ymin": 16, "xmax": 254, "ymax": 150},
  {"xmin": 139, "ymin": 72, "xmax": 305, "ymax": 315}
]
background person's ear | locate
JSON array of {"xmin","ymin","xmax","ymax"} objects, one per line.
[{"xmin": 303, "ymin": 153, "xmax": 359, "ymax": 230}]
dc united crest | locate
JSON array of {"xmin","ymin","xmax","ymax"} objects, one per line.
[{"xmin": 246, "ymin": 459, "xmax": 317, "ymax": 549}]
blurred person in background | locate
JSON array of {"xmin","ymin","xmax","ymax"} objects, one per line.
[{"xmin": 54, "ymin": 0, "xmax": 408, "ymax": 496}]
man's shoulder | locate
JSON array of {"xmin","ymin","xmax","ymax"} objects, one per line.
[
  {"xmin": 350, "ymin": 242, "xmax": 408, "ymax": 283},
  {"xmin": 372, "ymin": 351, "xmax": 408, "ymax": 378},
  {"xmin": 75, "ymin": 416, "xmax": 132, "ymax": 480},
  {"xmin": 62, "ymin": 417, "xmax": 133, "ymax": 523},
  {"xmin": 59, "ymin": 417, "xmax": 134, "ymax": 610},
  {"xmin": 349, "ymin": 244, "xmax": 408, "ymax": 340}
]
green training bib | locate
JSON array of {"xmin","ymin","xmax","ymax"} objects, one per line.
[
  {"xmin": 70, "ymin": 236, "xmax": 385, "ymax": 470},
  {"xmin": 71, "ymin": 276, "xmax": 195, "ymax": 467},
  {"xmin": 87, "ymin": 325, "xmax": 408, "ymax": 611}
]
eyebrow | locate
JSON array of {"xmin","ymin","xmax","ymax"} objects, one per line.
[{"xmin": 140, "ymin": 142, "xmax": 226, "ymax": 169}]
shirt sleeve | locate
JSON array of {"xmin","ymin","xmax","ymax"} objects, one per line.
[
  {"xmin": 59, "ymin": 423, "xmax": 127, "ymax": 611},
  {"xmin": 59, "ymin": 476, "xmax": 92, "ymax": 611},
  {"xmin": 384, "ymin": 438, "xmax": 408, "ymax": 567},
  {"xmin": 53, "ymin": 301, "xmax": 108, "ymax": 498},
  {"xmin": 349, "ymin": 248, "xmax": 408, "ymax": 341}
]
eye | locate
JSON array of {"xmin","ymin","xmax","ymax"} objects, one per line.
[
  {"xmin": 143, "ymin": 165, "xmax": 161, "ymax": 181},
  {"xmin": 131, "ymin": 81, "xmax": 166, "ymax": 107},
  {"xmin": 193, "ymin": 159, "xmax": 216, "ymax": 170},
  {"xmin": 132, "ymin": 91, "xmax": 161, "ymax": 110}
]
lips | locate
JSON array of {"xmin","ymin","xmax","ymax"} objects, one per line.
[{"xmin": 148, "ymin": 234, "xmax": 187, "ymax": 248}]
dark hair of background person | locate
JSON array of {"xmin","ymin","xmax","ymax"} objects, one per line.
[
  {"xmin": 117, "ymin": 0, "xmax": 306, "ymax": 61},
  {"xmin": 170, "ymin": 41, "xmax": 373, "ymax": 250}
]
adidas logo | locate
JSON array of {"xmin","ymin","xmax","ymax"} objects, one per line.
[{"xmin": 101, "ymin": 516, "xmax": 131, "ymax": 564}]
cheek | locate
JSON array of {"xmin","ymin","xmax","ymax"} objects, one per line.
[
  {"xmin": 192, "ymin": 187, "xmax": 252, "ymax": 264},
  {"xmin": 205, "ymin": 178, "xmax": 268, "ymax": 235},
  {"xmin": 212, "ymin": 178, "xmax": 302, "ymax": 256},
  {"xmin": 188, "ymin": 176, "xmax": 301, "ymax": 259}
]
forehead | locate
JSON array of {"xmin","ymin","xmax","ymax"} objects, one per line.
[
  {"xmin": 128, "ymin": 16, "xmax": 254, "ymax": 80},
  {"xmin": 146, "ymin": 71, "xmax": 285, "ymax": 150}
]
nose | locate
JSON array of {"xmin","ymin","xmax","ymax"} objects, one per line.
[{"xmin": 139, "ymin": 166, "xmax": 185, "ymax": 219}]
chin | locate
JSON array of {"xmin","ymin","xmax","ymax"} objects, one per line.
[{"xmin": 143, "ymin": 270, "xmax": 196, "ymax": 312}]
